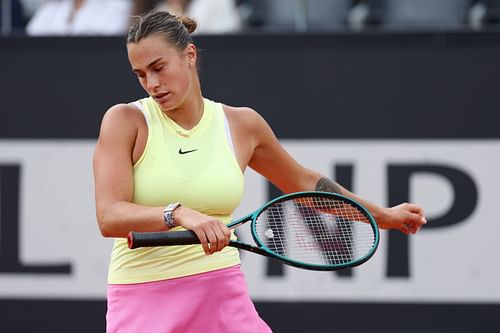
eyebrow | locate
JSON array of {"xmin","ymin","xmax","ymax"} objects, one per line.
[{"xmin": 132, "ymin": 57, "xmax": 164, "ymax": 73}]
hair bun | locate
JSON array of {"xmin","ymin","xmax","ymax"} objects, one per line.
[{"xmin": 177, "ymin": 15, "xmax": 197, "ymax": 34}]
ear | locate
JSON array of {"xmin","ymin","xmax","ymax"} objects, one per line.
[{"xmin": 186, "ymin": 43, "xmax": 197, "ymax": 66}]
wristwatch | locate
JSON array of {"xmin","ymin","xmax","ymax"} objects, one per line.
[{"xmin": 163, "ymin": 202, "xmax": 181, "ymax": 229}]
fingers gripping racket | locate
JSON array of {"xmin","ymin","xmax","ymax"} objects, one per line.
[{"xmin": 128, "ymin": 191, "xmax": 379, "ymax": 271}]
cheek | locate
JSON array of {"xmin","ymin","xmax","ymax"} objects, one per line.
[
  {"xmin": 181, "ymin": 71, "xmax": 193, "ymax": 90},
  {"xmin": 139, "ymin": 78, "xmax": 148, "ymax": 90},
  {"xmin": 171, "ymin": 67, "xmax": 192, "ymax": 91}
]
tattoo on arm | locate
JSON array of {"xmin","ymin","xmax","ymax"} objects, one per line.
[{"xmin": 315, "ymin": 177, "xmax": 342, "ymax": 194}]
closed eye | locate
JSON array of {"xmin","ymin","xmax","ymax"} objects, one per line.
[{"xmin": 153, "ymin": 65, "xmax": 164, "ymax": 72}]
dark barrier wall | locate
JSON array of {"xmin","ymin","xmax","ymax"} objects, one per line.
[
  {"xmin": 1, "ymin": 33, "xmax": 500, "ymax": 332},
  {"xmin": 1, "ymin": 32, "xmax": 500, "ymax": 139}
]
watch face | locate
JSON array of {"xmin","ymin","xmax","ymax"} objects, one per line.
[
  {"xmin": 167, "ymin": 203, "xmax": 180, "ymax": 210},
  {"xmin": 163, "ymin": 203, "xmax": 180, "ymax": 228}
]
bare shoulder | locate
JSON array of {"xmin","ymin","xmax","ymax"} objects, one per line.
[
  {"xmin": 222, "ymin": 104, "xmax": 269, "ymax": 133},
  {"xmin": 223, "ymin": 104, "xmax": 259, "ymax": 120},
  {"xmin": 99, "ymin": 103, "xmax": 146, "ymax": 138},
  {"xmin": 101, "ymin": 103, "xmax": 144, "ymax": 127}
]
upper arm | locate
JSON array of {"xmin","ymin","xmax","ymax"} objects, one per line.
[
  {"xmin": 244, "ymin": 110, "xmax": 321, "ymax": 193},
  {"xmin": 93, "ymin": 104, "xmax": 142, "ymax": 218}
]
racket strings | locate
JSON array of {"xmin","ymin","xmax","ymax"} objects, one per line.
[{"xmin": 255, "ymin": 196, "xmax": 376, "ymax": 266}]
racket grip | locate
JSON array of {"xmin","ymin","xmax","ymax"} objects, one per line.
[{"xmin": 128, "ymin": 230, "xmax": 200, "ymax": 249}]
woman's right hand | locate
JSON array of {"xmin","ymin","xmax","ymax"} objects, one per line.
[{"xmin": 173, "ymin": 207, "xmax": 232, "ymax": 255}]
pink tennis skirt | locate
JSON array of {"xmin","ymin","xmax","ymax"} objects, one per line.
[{"xmin": 106, "ymin": 265, "xmax": 272, "ymax": 333}]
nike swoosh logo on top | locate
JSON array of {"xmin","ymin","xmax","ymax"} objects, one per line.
[{"xmin": 178, "ymin": 148, "xmax": 198, "ymax": 155}]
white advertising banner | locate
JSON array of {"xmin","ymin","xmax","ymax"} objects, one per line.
[{"xmin": 0, "ymin": 140, "xmax": 498, "ymax": 302}]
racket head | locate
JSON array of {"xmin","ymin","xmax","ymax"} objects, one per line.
[{"xmin": 248, "ymin": 191, "xmax": 380, "ymax": 271}]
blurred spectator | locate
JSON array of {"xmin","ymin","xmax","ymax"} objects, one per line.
[
  {"xmin": 236, "ymin": 0, "xmax": 352, "ymax": 32},
  {"xmin": 348, "ymin": 0, "xmax": 384, "ymax": 29},
  {"xmin": 20, "ymin": 0, "xmax": 42, "ymax": 18},
  {"xmin": 131, "ymin": 0, "xmax": 242, "ymax": 33},
  {"xmin": 382, "ymin": 0, "xmax": 470, "ymax": 29},
  {"xmin": 469, "ymin": 0, "xmax": 500, "ymax": 28},
  {"xmin": 236, "ymin": 0, "xmax": 266, "ymax": 28},
  {"xmin": 26, "ymin": 0, "xmax": 131, "ymax": 36},
  {"xmin": 1, "ymin": 0, "xmax": 28, "ymax": 34}
]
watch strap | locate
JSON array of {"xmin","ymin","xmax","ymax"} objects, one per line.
[{"xmin": 163, "ymin": 202, "xmax": 181, "ymax": 229}]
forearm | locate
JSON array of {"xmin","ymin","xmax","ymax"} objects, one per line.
[
  {"xmin": 313, "ymin": 176, "xmax": 387, "ymax": 222},
  {"xmin": 312, "ymin": 175, "xmax": 426, "ymax": 233},
  {"xmin": 96, "ymin": 201, "xmax": 166, "ymax": 238},
  {"xmin": 97, "ymin": 200, "xmax": 233, "ymax": 255}
]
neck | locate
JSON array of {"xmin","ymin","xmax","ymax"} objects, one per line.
[{"xmin": 165, "ymin": 91, "xmax": 204, "ymax": 131}]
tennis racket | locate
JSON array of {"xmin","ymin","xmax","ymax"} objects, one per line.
[{"xmin": 128, "ymin": 191, "xmax": 379, "ymax": 271}]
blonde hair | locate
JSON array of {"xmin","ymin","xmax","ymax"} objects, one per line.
[{"xmin": 127, "ymin": 11, "xmax": 197, "ymax": 51}]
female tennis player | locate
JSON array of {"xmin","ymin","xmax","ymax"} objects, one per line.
[{"xmin": 93, "ymin": 10, "xmax": 426, "ymax": 333}]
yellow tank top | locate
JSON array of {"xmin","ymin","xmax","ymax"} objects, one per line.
[{"xmin": 107, "ymin": 97, "xmax": 244, "ymax": 284}]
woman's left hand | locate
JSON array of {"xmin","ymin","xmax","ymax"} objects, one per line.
[{"xmin": 377, "ymin": 203, "xmax": 427, "ymax": 234}]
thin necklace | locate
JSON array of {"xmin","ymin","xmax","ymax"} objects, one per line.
[{"xmin": 167, "ymin": 100, "xmax": 204, "ymax": 138}]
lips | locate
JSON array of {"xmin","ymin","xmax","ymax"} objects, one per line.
[{"xmin": 153, "ymin": 92, "xmax": 170, "ymax": 103}]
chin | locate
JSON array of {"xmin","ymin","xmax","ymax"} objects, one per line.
[{"xmin": 155, "ymin": 98, "xmax": 175, "ymax": 112}]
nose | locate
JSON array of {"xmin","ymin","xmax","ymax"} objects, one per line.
[{"xmin": 146, "ymin": 73, "xmax": 160, "ymax": 92}]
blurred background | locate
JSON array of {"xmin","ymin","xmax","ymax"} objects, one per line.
[{"xmin": 1, "ymin": 0, "xmax": 500, "ymax": 332}]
